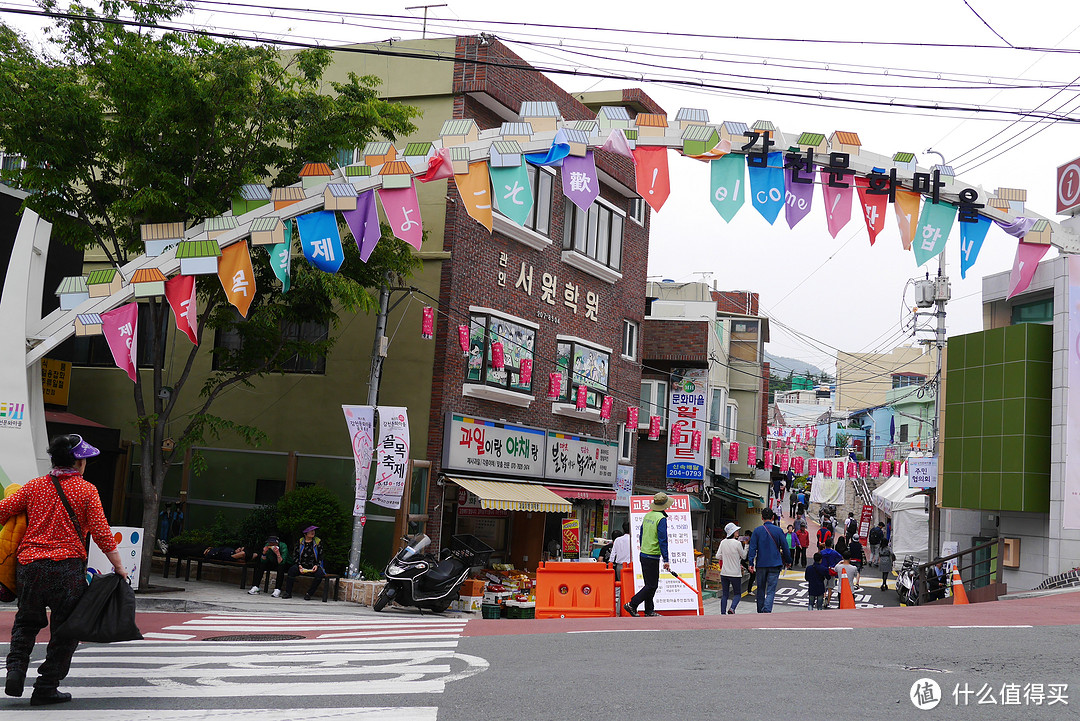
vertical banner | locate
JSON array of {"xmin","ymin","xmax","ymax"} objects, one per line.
[
  {"xmin": 453, "ymin": 161, "xmax": 494, "ymax": 233},
  {"xmin": 1065, "ymin": 256, "xmax": 1080, "ymax": 528},
  {"xmin": 632, "ymin": 146, "xmax": 671, "ymax": 212},
  {"xmin": 490, "ymin": 164, "xmax": 533, "ymax": 226},
  {"xmin": 710, "ymin": 153, "xmax": 745, "ymax": 222},
  {"xmin": 296, "ymin": 211, "xmax": 344, "ymax": 273},
  {"xmin": 858, "ymin": 504, "xmax": 874, "ymax": 544},
  {"xmin": 894, "ymin": 190, "xmax": 921, "ymax": 250},
  {"xmin": 268, "ymin": 237, "xmax": 292, "ymax": 293},
  {"xmin": 747, "ymin": 445, "xmax": 757, "ymax": 467},
  {"xmin": 1007, "ymin": 240, "xmax": 1052, "ymax": 299},
  {"xmin": 959, "ymin": 215, "xmax": 991, "ymax": 280},
  {"xmin": 342, "ymin": 190, "xmax": 382, "ymax": 262},
  {"xmin": 855, "ymin": 177, "xmax": 888, "ymax": 245},
  {"xmin": 371, "ymin": 406, "xmax": 410, "ymax": 510},
  {"xmin": 629, "ymin": 494, "xmax": 697, "ymax": 611},
  {"xmin": 748, "ymin": 152, "xmax": 784, "ymax": 224},
  {"xmin": 164, "ymin": 274, "xmax": 198, "ymax": 345},
  {"xmin": 820, "ymin": 171, "xmax": 854, "ymax": 238},
  {"xmin": 614, "ymin": 464, "xmax": 633, "ymax": 507},
  {"xmin": 100, "ymin": 303, "xmax": 139, "ymax": 382},
  {"xmin": 217, "ymin": 241, "xmax": 255, "ymax": 317},
  {"xmin": 666, "ymin": 368, "xmax": 707, "ymax": 485},
  {"xmin": 784, "ymin": 165, "xmax": 814, "ymax": 229},
  {"xmin": 561, "ymin": 518, "xmax": 581, "ymax": 556},
  {"xmin": 561, "ymin": 151, "xmax": 600, "ymax": 212},
  {"xmin": 378, "ymin": 184, "xmax": 424, "ymax": 250},
  {"xmin": 912, "ymin": 201, "xmax": 957, "ymax": 267},
  {"xmin": 342, "ymin": 405, "xmax": 375, "ymax": 517}
]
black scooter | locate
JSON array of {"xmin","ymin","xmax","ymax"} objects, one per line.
[{"xmin": 373, "ymin": 533, "xmax": 493, "ymax": 613}]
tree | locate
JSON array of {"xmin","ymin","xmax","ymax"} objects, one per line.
[{"xmin": 0, "ymin": 1, "xmax": 421, "ymax": 586}]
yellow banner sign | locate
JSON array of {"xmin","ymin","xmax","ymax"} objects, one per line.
[{"xmin": 41, "ymin": 357, "xmax": 71, "ymax": 406}]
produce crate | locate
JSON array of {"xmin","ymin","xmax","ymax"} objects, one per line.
[
  {"xmin": 507, "ymin": 605, "xmax": 535, "ymax": 619},
  {"xmin": 481, "ymin": 604, "xmax": 501, "ymax": 619}
]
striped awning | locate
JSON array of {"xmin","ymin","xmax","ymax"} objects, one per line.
[{"xmin": 450, "ymin": 477, "xmax": 573, "ymax": 514}]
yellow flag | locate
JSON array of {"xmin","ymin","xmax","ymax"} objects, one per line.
[
  {"xmin": 894, "ymin": 190, "xmax": 920, "ymax": 251},
  {"xmin": 218, "ymin": 241, "xmax": 255, "ymax": 317},
  {"xmin": 453, "ymin": 161, "xmax": 493, "ymax": 233}
]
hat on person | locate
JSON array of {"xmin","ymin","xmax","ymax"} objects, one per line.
[
  {"xmin": 71, "ymin": 434, "xmax": 100, "ymax": 459},
  {"xmin": 649, "ymin": 492, "xmax": 674, "ymax": 512},
  {"xmin": 265, "ymin": 536, "xmax": 279, "ymax": 545},
  {"xmin": 724, "ymin": 522, "xmax": 740, "ymax": 538},
  {"xmin": 302, "ymin": 525, "xmax": 319, "ymax": 534}
]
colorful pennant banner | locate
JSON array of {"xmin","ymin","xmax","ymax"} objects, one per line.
[
  {"xmin": 378, "ymin": 184, "xmax": 424, "ymax": 250},
  {"xmin": 296, "ymin": 211, "xmax": 344, "ymax": 274},
  {"xmin": 710, "ymin": 153, "xmax": 745, "ymax": 222}
]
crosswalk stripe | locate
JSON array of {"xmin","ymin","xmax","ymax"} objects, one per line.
[
  {"xmin": 165, "ymin": 624, "xmax": 464, "ymax": 633},
  {"xmin": 76, "ymin": 639, "xmax": 462, "ymax": 653},
  {"xmin": 6, "ymin": 709, "xmax": 439, "ymax": 720},
  {"xmin": 142, "ymin": 632, "xmax": 198, "ymax": 640},
  {"xmin": 179, "ymin": 618, "xmax": 466, "ymax": 626}
]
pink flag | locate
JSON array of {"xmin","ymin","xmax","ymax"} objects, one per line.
[
  {"xmin": 1007, "ymin": 240, "xmax": 1051, "ymax": 299},
  {"xmin": 165, "ymin": 274, "xmax": 198, "ymax": 345},
  {"xmin": 627, "ymin": 406, "xmax": 639, "ymax": 428},
  {"xmin": 747, "ymin": 446, "xmax": 757, "ymax": 466},
  {"xmin": 820, "ymin": 170, "xmax": 853, "ymax": 238},
  {"xmin": 417, "ymin": 148, "xmax": 454, "ymax": 183},
  {"xmin": 377, "ymin": 184, "xmax": 423, "ymax": 250},
  {"xmin": 808, "ymin": 458, "xmax": 818, "ymax": 476},
  {"xmin": 728, "ymin": 441, "xmax": 739, "ymax": 463},
  {"xmin": 101, "ymin": 302, "xmax": 139, "ymax": 382},
  {"xmin": 600, "ymin": 129, "xmax": 635, "ymax": 161}
]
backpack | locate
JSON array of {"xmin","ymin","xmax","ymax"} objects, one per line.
[{"xmin": 868, "ymin": 526, "xmax": 883, "ymax": 545}]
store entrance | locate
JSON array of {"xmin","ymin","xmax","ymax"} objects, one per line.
[{"xmin": 508, "ymin": 511, "xmax": 545, "ymax": 571}]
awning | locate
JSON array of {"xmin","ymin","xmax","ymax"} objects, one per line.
[
  {"xmin": 714, "ymin": 486, "xmax": 760, "ymax": 505},
  {"xmin": 545, "ymin": 485, "xmax": 617, "ymax": 501},
  {"xmin": 688, "ymin": 495, "xmax": 706, "ymax": 512},
  {"xmin": 450, "ymin": 477, "xmax": 573, "ymax": 513}
]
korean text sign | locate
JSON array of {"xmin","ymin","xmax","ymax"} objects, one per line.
[
  {"xmin": 371, "ymin": 406, "xmax": 409, "ymax": 510},
  {"xmin": 443, "ymin": 413, "xmax": 546, "ymax": 478},
  {"xmin": 666, "ymin": 368, "xmax": 708, "ymax": 481},
  {"xmin": 629, "ymin": 494, "xmax": 698, "ymax": 611},
  {"xmin": 545, "ymin": 431, "xmax": 617, "ymax": 484}
]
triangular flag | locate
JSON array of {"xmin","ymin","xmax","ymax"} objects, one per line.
[
  {"xmin": 342, "ymin": 190, "xmax": 382, "ymax": 262},
  {"xmin": 894, "ymin": 190, "xmax": 920, "ymax": 250},
  {"xmin": 959, "ymin": 215, "xmax": 992, "ymax": 279},
  {"xmin": 632, "ymin": 146, "xmax": 670, "ymax": 212},
  {"xmin": 784, "ymin": 164, "xmax": 814, "ymax": 229},
  {"xmin": 417, "ymin": 147, "xmax": 454, "ymax": 183},
  {"xmin": 855, "ymin": 177, "xmax": 888, "ymax": 245},
  {"xmin": 490, "ymin": 164, "xmax": 532, "ymax": 226},
  {"xmin": 561, "ymin": 151, "xmax": 600, "ymax": 212},
  {"xmin": 165, "ymin": 274, "xmax": 198, "ymax": 345},
  {"xmin": 820, "ymin": 171, "xmax": 854, "ymax": 238},
  {"xmin": 268, "ymin": 239, "xmax": 291, "ymax": 293},
  {"xmin": 600, "ymin": 129, "xmax": 635, "ymax": 160},
  {"xmin": 710, "ymin": 153, "xmax": 745, "ymax": 222},
  {"xmin": 217, "ymin": 241, "xmax": 255, "ymax": 317},
  {"xmin": 912, "ymin": 201, "xmax": 957, "ymax": 267},
  {"xmin": 748, "ymin": 152, "xmax": 784, "ymax": 224},
  {"xmin": 377, "ymin": 183, "xmax": 424, "ymax": 249},
  {"xmin": 1007, "ymin": 240, "xmax": 1051, "ymax": 298},
  {"xmin": 453, "ymin": 161, "xmax": 493, "ymax": 233},
  {"xmin": 101, "ymin": 302, "xmax": 139, "ymax": 382},
  {"xmin": 296, "ymin": 210, "xmax": 345, "ymax": 273}
]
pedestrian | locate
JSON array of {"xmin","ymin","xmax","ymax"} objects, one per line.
[
  {"xmin": 845, "ymin": 512, "xmax": 857, "ymax": 541},
  {"xmin": 740, "ymin": 533, "xmax": 755, "ymax": 596},
  {"xmin": 816, "ymin": 522, "xmax": 833, "ymax": 551},
  {"xmin": 819, "ymin": 538, "xmax": 843, "ymax": 608},
  {"xmin": 249, "ymin": 535, "xmax": 289, "ymax": 597},
  {"xmin": 868, "ymin": 521, "xmax": 885, "ymax": 567},
  {"xmin": 793, "ymin": 511, "xmax": 807, "ymax": 533},
  {"xmin": 282, "ymin": 525, "xmax": 326, "ymax": 600},
  {"xmin": 717, "ymin": 522, "xmax": 746, "ymax": 615},
  {"xmin": 794, "ymin": 524, "xmax": 809, "ymax": 568},
  {"xmin": 624, "ymin": 492, "xmax": 672, "ymax": 618},
  {"xmin": 835, "ymin": 534, "xmax": 848, "ymax": 559},
  {"xmin": 747, "ymin": 508, "xmax": 791, "ymax": 613},
  {"xmin": 805, "ymin": 552, "xmax": 830, "ymax": 610},
  {"xmin": 609, "ymin": 521, "xmax": 632, "ymax": 579},
  {"xmin": 848, "ymin": 536, "xmax": 865, "ymax": 574},
  {"xmin": 836, "ymin": 557, "xmax": 861, "ymax": 593},
  {"xmin": 927, "ymin": 561, "xmax": 947, "ymax": 601},
  {"xmin": 0, "ymin": 434, "xmax": 129, "ymax": 706},
  {"xmin": 877, "ymin": 538, "xmax": 896, "ymax": 591},
  {"xmin": 783, "ymin": 524, "xmax": 798, "ymax": 563}
]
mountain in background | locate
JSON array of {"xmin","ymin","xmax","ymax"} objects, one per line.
[{"xmin": 764, "ymin": 351, "xmax": 830, "ymax": 381}]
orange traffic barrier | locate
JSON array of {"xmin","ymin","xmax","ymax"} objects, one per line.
[
  {"xmin": 838, "ymin": 568, "xmax": 856, "ymax": 609},
  {"xmin": 951, "ymin": 568, "xmax": 969, "ymax": 605},
  {"xmin": 535, "ymin": 561, "xmax": 616, "ymax": 619}
]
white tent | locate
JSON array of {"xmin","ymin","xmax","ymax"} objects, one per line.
[
  {"xmin": 876, "ymin": 474, "xmax": 928, "ymax": 561},
  {"xmin": 870, "ymin": 475, "xmax": 905, "ymax": 514}
]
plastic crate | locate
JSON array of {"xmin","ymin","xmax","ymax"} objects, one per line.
[
  {"xmin": 450, "ymin": 534, "xmax": 495, "ymax": 570},
  {"xmin": 507, "ymin": 605, "xmax": 535, "ymax": 619},
  {"xmin": 481, "ymin": 603, "xmax": 501, "ymax": 619}
]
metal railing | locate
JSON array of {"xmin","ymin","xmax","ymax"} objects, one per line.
[{"xmin": 906, "ymin": 537, "xmax": 1004, "ymax": 605}]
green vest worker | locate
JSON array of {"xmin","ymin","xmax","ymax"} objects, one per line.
[{"xmin": 624, "ymin": 492, "xmax": 672, "ymax": 617}]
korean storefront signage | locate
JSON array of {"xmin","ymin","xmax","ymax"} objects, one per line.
[
  {"xmin": 614, "ymin": 464, "xmax": 634, "ymax": 507},
  {"xmin": 666, "ymin": 368, "xmax": 708, "ymax": 481},
  {"xmin": 908, "ymin": 456, "xmax": 938, "ymax": 490},
  {"xmin": 496, "ymin": 250, "xmax": 601, "ymax": 325},
  {"xmin": 629, "ymin": 494, "xmax": 698, "ymax": 611},
  {"xmin": 41, "ymin": 358, "xmax": 71, "ymax": 406},
  {"xmin": 443, "ymin": 413, "xmax": 546, "ymax": 478},
  {"xmin": 545, "ymin": 430, "xmax": 618, "ymax": 485}
]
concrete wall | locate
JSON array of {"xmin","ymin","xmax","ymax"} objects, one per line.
[{"xmin": 835, "ymin": 346, "xmax": 935, "ymax": 412}]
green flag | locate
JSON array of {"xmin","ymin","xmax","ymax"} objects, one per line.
[
  {"xmin": 710, "ymin": 153, "xmax": 745, "ymax": 222},
  {"xmin": 269, "ymin": 220, "xmax": 292, "ymax": 292},
  {"xmin": 912, "ymin": 201, "xmax": 956, "ymax": 267}
]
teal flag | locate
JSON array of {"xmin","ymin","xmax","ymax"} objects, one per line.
[
  {"xmin": 959, "ymin": 215, "xmax": 991, "ymax": 279},
  {"xmin": 710, "ymin": 154, "xmax": 745, "ymax": 222},
  {"xmin": 269, "ymin": 221, "xmax": 291, "ymax": 293},
  {"xmin": 490, "ymin": 164, "xmax": 533, "ymax": 227},
  {"xmin": 912, "ymin": 201, "xmax": 957, "ymax": 267}
]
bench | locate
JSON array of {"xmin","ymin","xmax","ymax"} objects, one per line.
[
  {"xmin": 162, "ymin": 551, "xmax": 256, "ymax": 589},
  {"xmin": 258, "ymin": 567, "xmax": 341, "ymax": 602}
]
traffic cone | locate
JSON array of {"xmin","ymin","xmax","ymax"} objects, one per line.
[
  {"xmin": 839, "ymin": 568, "xmax": 856, "ymax": 609},
  {"xmin": 951, "ymin": 568, "xmax": 969, "ymax": 605}
]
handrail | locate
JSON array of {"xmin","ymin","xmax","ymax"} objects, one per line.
[{"xmin": 910, "ymin": 537, "xmax": 1004, "ymax": 605}]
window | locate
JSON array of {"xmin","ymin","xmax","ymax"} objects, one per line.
[
  {"xmin": 563, "ymin": 198, "xmax": 624, "ymax": 271},
  {"xmin": 621, "ymin": 319, "xmax": 638, "ymax": 360},
  {"xmin": 618, "ymin": 423, "xmax": 633, "ymax": 462},
  {"xmin": 639, "ymin": 379, "xmax": 668, "ymax": 429},
  {"xmin": 709, "ymin": 388, "xmax": 724, "ymax": 431},
  {"xmin": 332, "ymin": 147, "xmax": 356, "ymax": 167},
  {"xmin": 466, "ymin": 312, "xmax": 535, "ymax": 393},
  {"xmin": 255, "ymin": 478, "xmax": 286, "ymax": 506},
  {"xmin": 1011, "ymin": 298, "xmax": 1053, "ymax": 325},
  {"xmin": 213, "ymin": 312, "xmax": 329, "ymax": 374},
  {"xmin": 628, "ymin": 197, "xmax": 646, "ymax": 226},
  {"xmin": 729, "ymin": 319, "xmax": 760, "ymax": 363},
  {"xmin": 892, "ymin": 374, "xmax": 926, "ymax": 389},
  {"xmin": 899, "ymin": 424, "xmax": 909, "ymax": 442},
  {"xmin": 71, "ymin": 303, "xmax": 169, "ymax": 369},
  {"xmin": 725, "ymin": 402, "xmax": 738, "ymax": 439},
  {"xmin": 554, "ymin": 339, "xmax": 610, "ymax": 410},
  {"xmin": 494, "ymin": 164, "xmax": 554, "ymax": 235}
]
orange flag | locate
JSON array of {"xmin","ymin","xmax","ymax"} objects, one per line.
[
  {"xmin": 894, "ymin": 190, "xmax": 920, "ymax": 251},
  {"xmin": 218, "ymin": 241, "xmax": 255, "ymax": 317},
  {"xmin": 453, "ymin": 161, "xmax": 493, "ymax": 233}
]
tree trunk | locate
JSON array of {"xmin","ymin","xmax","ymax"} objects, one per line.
[{"xmin": 137, "ymin": 437, "xmax": 163, "ymax": 588}]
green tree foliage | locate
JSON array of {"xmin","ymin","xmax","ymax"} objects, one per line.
[
  {"xmin": 0, "ymin": 1, "xmax": 422, "ymax": 585},
  {"xmin": 276, "ymin": 486, "xmax": 350, "ymax": 574}
]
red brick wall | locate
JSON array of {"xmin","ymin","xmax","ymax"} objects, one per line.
[
  {"xmin": 712, "ymin": 290, "xmax": 759, "ymax": 316},
  {"xmin": 642, "ymin": 319, "xmax": 709, "ymax": 364}
]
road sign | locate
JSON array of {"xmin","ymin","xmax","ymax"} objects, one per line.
[{"xmin": 1056, "ymin": 157, "xmax": 1080, "ymax": 215}]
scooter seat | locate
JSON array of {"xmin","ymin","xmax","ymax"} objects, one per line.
[{"xmin": 425, "ymin": 558, "xmax": 464, "ymax": 584}]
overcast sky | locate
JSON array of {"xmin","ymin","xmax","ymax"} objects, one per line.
[{"xmin": 7, "ymin": 0, "xmax": 1079, "ymax": 373}]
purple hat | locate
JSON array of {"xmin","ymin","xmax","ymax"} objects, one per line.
[
  {"xmin": 71, "ymin": 434, "xmax": 100, "ymax": 459},
  {"xmin": 302, "ymin": 525, "xmax": 318, "ymax": 534}
]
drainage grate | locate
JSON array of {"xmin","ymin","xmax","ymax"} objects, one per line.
[{"xmin": 203, "ymin": 634, "xmax": 305, "ymax": 642}]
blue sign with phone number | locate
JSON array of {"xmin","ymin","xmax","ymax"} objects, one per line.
[{"xmin": 666, "ymin": 462, "xmax": 704, "ymax": 480}]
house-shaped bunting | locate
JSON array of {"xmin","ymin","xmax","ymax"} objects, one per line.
[
  {"xmin": 403, "ymin": 142, "xmax": 436, "ymax": 173},
  {"xmin": 249, "ymin": 216, "xmax": 285, "ymax": 246},
  {"xmin": 231, "ymin": 184, "xmax": 271, "ymax": 216},
  {"xmin": 995, "ymin": 187, "xmax": 1027, "ymax": 215},
  {"xmin": 500, "ymin": 122, "xmax": 533, "ymax": 144},
  {"xmin": 86, "ymin": 268, "xmax": 123, "ymax": 298},
  {"xmin": 379, "ymin": 160, "xmax": 414, "ymax": 189},
  {"xmin": 634, "ymin": 113, "xmax": 669, "ymax": 139},
  {"xmin": 140, "ymin": 222, "xmax": 185, "ymax": 257},
  {"xmin": 561, "ymin": 128, "xmax": 590, "ymax": 157},
  {"xmin": 622, "ymin": 128, "xmax": 638, "ymax": 149},
  {"xmin": 570, "ymin": 119, "xmax": 599, "ymax": 139},
  {"xmin": 131, "ymin": 268, "xmax": 167, "ymax": 298},
  {"xmin": 830, "ymin": 130, "xmax": 862, "ymax": 156},
  {"xmin": 797, "ymin": 132, "xmax": 828, "ymax": 155},
  {"xmin": 324, "ymin": 183, "xmax": 358, "ymax": 211},
  {"xmin": 989, "ymin": 196, "xmax": 1011, "ymax": 212},
  {"xmin": 55, "ymin": 276, "xmax": 89, "ymax": 310},
  {"xmin": 204, "ymin": 215, "xmax": 237, "ymax": 240},
  {"xmin": 440, "ymin": 119, "xmax": 479, "ymax": 146},
  {"xmin": 363, "ymin": 141, "xmax": 396, "ymax": 167},
  {"xmin": 681, "ymin": 125, "xmax": 721, "ymax": 156},
  {"xmin": 299, "ymin": 162, "xmax": 334, "ymax": 189},
  {"xmin": 933, "ymin": 164, "xmax": 956, "ymax": 187},
  {"xmin": 74, "ymin": 313, "xmax": 103, "ymax": 337},
  {"xmin": 176, "ymin": 239, "xmax": 222, "ymax": 275},
  {"xmin": 449, "ymin": 146, "xmax": 471, "ymax": 174},
  {"xmin": 596, "ymin": 106, "xmax": 632, "ymax": 133},
  {"xmin": 345, "ymin": 164, "xmax": 372, "ymax": 179},
  {"xmin": 1026, "ymin": 218, "xmax": 1052, "ymax": 245},
  {"xmin": 720, "ymin": 121, "xmax": 750, "ymax": 146},
  {"xmin": 674, "ymin": 108, "xmax": 709, "ymax": 130},
  {"xmin": 519, "ymin": 101, "xmax": 562, "ymax": 133},
  {"xmin": 892, "ymin": 152, "xmax": 917, "ymax": 173},
  {"xmin": 489, "ymin": 141, "xmax": 521, "ymax": 169},
  {"xmin": 271, "ymin": 187, "xmax": 305, "ymax": 211}
]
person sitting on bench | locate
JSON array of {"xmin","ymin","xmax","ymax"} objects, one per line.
[{"xmin": 282, "ymin": 525, "xmax": 325, "ymax": 600}]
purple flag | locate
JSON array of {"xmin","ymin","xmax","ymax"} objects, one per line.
[
  {"xmin": 784, "ymin": 166, "xmax": 814, "ymax": 229},
  {"xmin": 561, "ymin": 151, "xmax": 600, "ymax": 212},
  {"xmin": 342, "ymin": 190, "xmax": 381, "ymax": 262}
]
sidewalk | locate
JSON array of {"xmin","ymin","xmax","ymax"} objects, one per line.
[{"xmin": 132, "ymin": 576, "xmax": 383, "ymax": 617}]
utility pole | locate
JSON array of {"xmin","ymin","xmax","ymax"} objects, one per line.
[
  {"xmin": 928, "ymin": 260, "xmax": 949, "ymax": 561},
  {"xmin": 405, "ymin": 4, "xmax": 447, "ymax": 39}
]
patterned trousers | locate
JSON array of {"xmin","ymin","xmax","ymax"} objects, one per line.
[{"xmin": 6, "ymin": 558, "xmax": 86, "ymax": 691}]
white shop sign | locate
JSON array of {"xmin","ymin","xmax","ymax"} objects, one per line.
[
  {"xmin": 443, "ymin": 413, "xmax": 546, "ymax": 478},
  {"xmin": 544, "ymin": 430, "xmax": 618, "ymax": 485}
]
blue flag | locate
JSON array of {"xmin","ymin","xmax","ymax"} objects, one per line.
[
  {"xmin": 525, "ymin": 129, "xmax": 571, "ymax": 167},
  {"xmin": 747, "ymin": 152, "xmax": 784, "ymax": 224},
  {"xmin": 959, "ymin": 215, "xmax": 992, "ymax": 279},
  {"xmin": 296, "ymin": 210, "xmax": 344, "ymax": 274}
]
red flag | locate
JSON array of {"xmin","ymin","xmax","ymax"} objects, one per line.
[
  {"xmin": 808, "ymin": 458, "xmax": 818, "ymax": 476},
  {"xmin": 728, "ymin": 441, "xmax": 739, "ymax": 463},
  {"xmin": 548, "ymin": 373, "xmax": 562, "ymax": 401},
  {"xmin": 165, "ymin": 274, "xmax": 198, "ymax": 345},
  {"xmin": 417, "ymin": 148, "xmax": 453, "ymax": 183},
  {"xmin": 519, "ymin": 358, "xmax": 532, "ymax": 386},
  {"xmin": 627, "ymin": 406, "xmax": 639, "ymax": 428},
  {"xmin": 648, "ymin": 416, "xmax": 662, "ymax": 440},
  {"xmin": 747, "ymin": 446, "xmax": 757, "ymax": 466},
  {"xmin": 711, "ymin": 437, "xmax": 723, "ymax": 459},
  {"xmin": 632, "ymin": 146, "xmax": 671, "ymax": 212},
  {"xmin": 457, "ymin": 325, "xmax": 470, "ymax": 356},
  {"xmin": 101, "ymin": 303, "xmax": 139, "ymax": 382},
  {"xmin": 600, "ymin": 396, "xmax": 613, "ymax": 421},
  {"xmin": 855, "ymin": 176, "xmax": 888, "ymax": 246},
  {"xmin": 421, "ymin": 307, "xmax": 434, "ymax": 339}
]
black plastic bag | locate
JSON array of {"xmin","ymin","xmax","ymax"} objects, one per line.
[{"xmin": 55, "ymin": 573, "xmax": 143, "ymax": 643}]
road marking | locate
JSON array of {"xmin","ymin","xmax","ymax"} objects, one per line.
[
  {"xmin": 757, "ymin": 627, "xmax": 854, "ymax": 630},
  {"xmin": 142, "ymin": 632, "xmax": 198, "ymax": 640},
  {"xmin": 566, "ymin": 629, "xmax": 663, "ymax": 634},
  {"xmin": 946, "ymin": 625, "xmax": 1033, "ymax": 629},
  {"xmin": 5, "ymin": 708, "xmax": 438, "ymax": 720}
]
